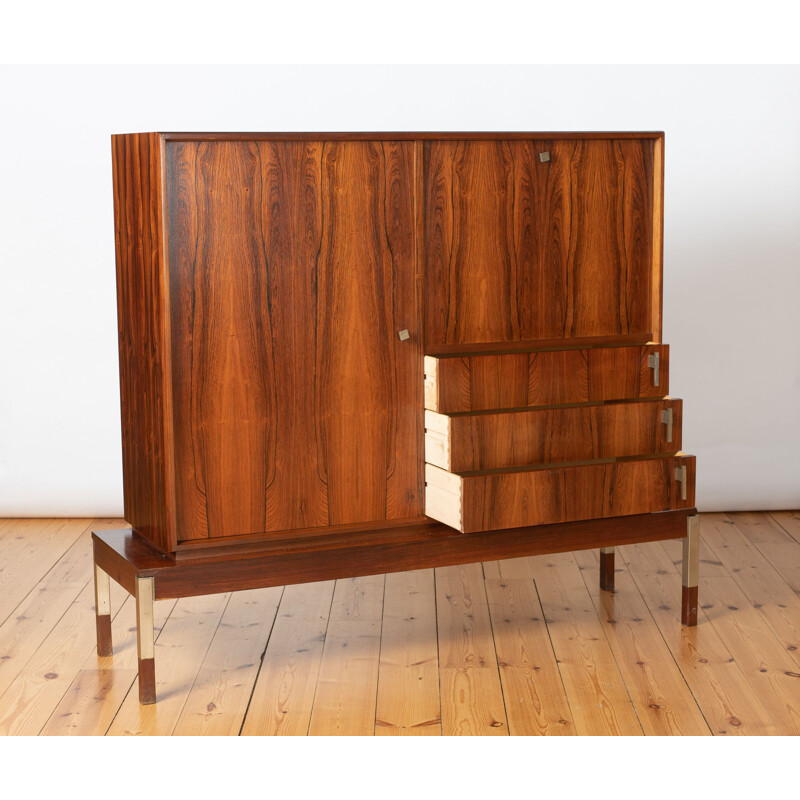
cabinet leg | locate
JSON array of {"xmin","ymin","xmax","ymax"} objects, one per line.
[
  {"xmin": 94, "ymin": 563, "xmax": 112, "ymax": 657},
  {"xmin": 135, "ymin": 576, "xmax": 156, "ymax": 704},
  {"xmin": 600, "ymin": 546, "xmax": 615, "ymax": 591},
  {"xmin": 681, "ymin": 515, "xmax": 700, "ymax": 626}
]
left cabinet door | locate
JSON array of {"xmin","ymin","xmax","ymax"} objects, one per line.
[{"xmin": 166, "ymin": 139, "xmax": 421, "ymax": 541}]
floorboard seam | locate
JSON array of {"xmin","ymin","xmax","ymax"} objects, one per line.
[
  {"xmin": 530, "ymin": 572, "xmax": 578, "ymax": 734},
  {"xmin": 237, "ymin": 585, "xmax": 286, "ymax": 736},
  {"xmin": 305, "ymin": 580, "xmax": 338, "ymax": 736},
  {"xmin": 480, "ymin": 561, "xmax": 511, "ymax": 735}
]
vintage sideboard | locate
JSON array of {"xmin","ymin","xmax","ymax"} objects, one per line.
[{"xmin": 93, "ymin": 132, "xmax": 698, "ymax": 704}]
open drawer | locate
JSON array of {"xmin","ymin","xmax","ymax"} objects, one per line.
[
  {"xmin": 425, "ymin": 454, "xmax": 696, "ymax": 533},
  {"xmin": 425, "ymin": 398, "xmax": 682, "ymax": 472},
  {"xmin": 424, "ymin": 344, "xmax": 668, "ymax": 413}
]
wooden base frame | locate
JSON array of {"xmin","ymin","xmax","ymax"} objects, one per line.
[{"xmin": 92, "ymin": 509, "xmax": 699, "ymax": 704}]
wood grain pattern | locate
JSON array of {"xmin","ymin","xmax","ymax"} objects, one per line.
[
  {"xmin": 573, "ymin": 548, "xmax": 711, "ymax": 735},
  {"xmin": 425, "ymin": 398, "xmax": 683, "ymax": 472},
  {"xmin": 39, "ymin": 591, "xmax": 176, "ymax": 736},
  {"xmin": 19, "ymin": 513, "xmax": 800, "ymax": 736},
  {"xmin": 727, "ymin": 512, "xmax": 800, "ymax": 599},
  {"xmin": 240, "ymin": 581, "xmax": 335, "ymax": 736},
  {"xmin": 0, "ymin": 525, "xmax": 116, "ymax": 700},
  {"xmin": 599, "ymin": 547, "xmax": 616, "ymax": 591},
  {"xmin": 425, "ymin": 345, "xmax": 668, "ymax": 413},
  {"xmin": 484, "ymin": 578, "xmax": 574, "ymax": 735},
  {"xmin": 436, "ymin": 564, "xmax": 508, "ymax": 734},
  {"xmin": 423, "ymin": 139, "xmax": 655, "ymax": 346},
  {"xmin": 166, "ymin": 140, "xmax": 274, "ymax": 540},
  {"xmin": 699, "ymin": 577, "xmax": 800, "ymax": 734},
  {"xmin": 163, "ymin": 132, "xmax": 665, "ymax": 142},
  {"xmin": 699, "ymin": 514, "xmax": 800, "ymax": 661},
  {"xmin": 0, "ymin": 576, "xmax": 127, "ymax": 735},
  {"xmin": 112, "ymin": 134, "xmax": 175, "ymax": 553},
  {"xmin": 426, "ymin": 455, "xmax": 696, "ymax": 534},
  {"xmin": 92, "ymin": 511, "xmax": 693, "ymax": 602},
  {"xmin": 307, "ymin": 575, "xmax": 385, "ymax": 735},
  {"xmin": 424, "ymin": 332, "xmax": 653, "ymax": 358},
  {"xmin": 172, "ymin": 586, "xmax": 283, "ymax": 735},
  {"xmin": 375, "ymin": 570, "xmax": 441, "ymax": 735},
  {"xmin": 40, "ymin": 669, "xmax": 137, "ymax": 735},
  {"xmin": 650, "ymin": 136, "xmax": 665, "ymax": 340},
  {"xmin": 506, "ymin": 552, "xmax": 644, "ymax": 735},
  {"xmin": 769, "ymin": 511, "xmax": 800, "ymax": 546},
  {"xmin": 0, "ymin": 519, "xmax": 90, "ymax": 629},
  {"xmin": 107, "ymin": 593, "xmax": 230, "ymax": 735},
  {"xmin": 621, "ymin": 537, "xmax": 780, "ymax": 735},
  {"xmin": 166, "ymin": 140, "xmax": 420, "ymax": 542}
]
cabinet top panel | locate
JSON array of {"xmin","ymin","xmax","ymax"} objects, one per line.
[{"xmin": 116, "ymin": 131, "xmax": 665, "ymax": 142}]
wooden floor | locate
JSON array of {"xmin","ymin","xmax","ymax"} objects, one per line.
[{"xmin": 1, "ymin": 512, "xmax": 799, "ymax": 735}]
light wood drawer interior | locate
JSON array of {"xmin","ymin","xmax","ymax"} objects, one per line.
[
  {"xmin": 425, "ymin": 398, "xmax": 682, "ymax": 472},
  {"xmin": 424, "ymin": 344, "xmax": 668, "ymax": 413},
  {"xmin": 425, "ymin": 455, "xmax": 696, "ymax": 534}
]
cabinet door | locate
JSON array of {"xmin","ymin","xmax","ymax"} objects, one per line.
[
  {"xmin": 166, "ymin": 140, "xmax": 420, "ymax": 541},
  {"xmin": 423, "ymin": 138, "xmax": 656, "ymax": 346}
]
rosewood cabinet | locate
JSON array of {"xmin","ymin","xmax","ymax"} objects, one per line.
[{"xmin": 94, "ymin": 132, "xmax": 698, "ymax": 705}]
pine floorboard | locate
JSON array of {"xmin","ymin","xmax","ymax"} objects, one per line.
[{"xmin": 0, "ymin": 513, "xmax": 798, "ymax": 735}]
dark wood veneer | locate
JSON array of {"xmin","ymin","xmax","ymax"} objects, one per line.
[
  {"xmin": 600, "ymin": 549, "xmax": 616, "ymax": 591},
  {"xmin": 93, "ymin": 510, "xmax": 693, "ymax": 600},
  {"xmin": 682, "ymin": 585, "xmax": 699, "ymax": 626},
  {"xmin": 166, "ymin": 140, "xmax": 421, "ymax": 541},
  {"xmin": 426, "ymin": 345, "xmax": 669, "ymax": 414},
  {"xmin": 112, "ymin": 133, "xmax": 176, "ymax": 554},
  {"xmin": 95, "ymin": 614, "xmax": 112, "ymax": 657},
  {"xmin": 436, "ymin": 398, "xmax": 683, "ymax": 472},
  {"xmin": 423, "ymin": 139, "xmax": 655, "ymax": 346},
  {"xmin": 161, "ymin": 132, "xmax": 665, "ymax": 142},
  {"xmin": 458, "ymin": 454, "xmax": 696, "ymax": 533}
]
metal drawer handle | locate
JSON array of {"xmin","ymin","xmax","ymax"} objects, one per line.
[
  {"xmin": 674, "ymin": 465, "xmax": 687, "ymax": 500},
  {"xmin": 661, "ymin": 408, "xmax": 673, "ymax": 442},
  {"xmin": 648, "ymin": 352, "xmax": 660, "ymax": 387},
  {"xmin": 397, "ymin": 329, "xmax": 410, "ymax": 341}
]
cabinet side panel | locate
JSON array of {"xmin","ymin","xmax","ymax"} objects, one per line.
[
  {"xmin": 167, "ymin": 140, "xmax": 422, "ymax": 540},
  {"xmin": 423, "ymin": 138, "xmax": 655, "ymax": 346},
  {"xmin": 112, "ymin": 133, "xmax": 174, "ymax": 552}
]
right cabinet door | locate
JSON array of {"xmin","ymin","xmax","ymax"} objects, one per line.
[{"xmin": 423, "ymin": 138, "xmax": 657, "ymax": 347}]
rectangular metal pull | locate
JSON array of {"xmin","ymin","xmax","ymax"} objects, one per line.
[
  {"xmin": 648, "ymin": 351, "xmax": 660, "ymax": 387},
  {"xmin": 661, "ymin": 407, "xmax": 673, "ymax": 442},
  {"xmin": 674, "ymin": 464, "xmax": 687, "ymax": 501}
]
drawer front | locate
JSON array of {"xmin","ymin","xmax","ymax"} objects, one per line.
[
  {"xmin": 425, "ymin": 455, "xmax": 696, "ymax": 533},
  {"xmin": 425, "ymin": 398, "xmax": 682, "ymax": 472},
  {"xmin": 425, "ymin": 345, "xmax": 668, "ymax": 413}
]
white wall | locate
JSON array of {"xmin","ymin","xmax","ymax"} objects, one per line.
[{"xmin": 1, "ymin": 65, "xmax": 798, "ymax": 515}]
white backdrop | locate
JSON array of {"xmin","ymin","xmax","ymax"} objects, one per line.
[{"xmin": 0, "ymin": 65, "xmax": 798, "ymax": 516}]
